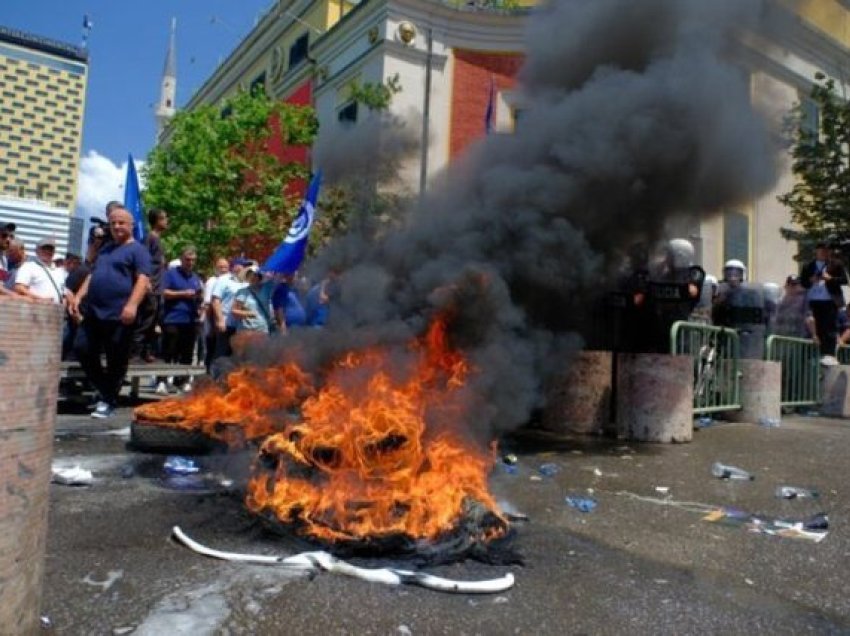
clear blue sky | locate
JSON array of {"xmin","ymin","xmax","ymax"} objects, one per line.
[{"xmin": 1, "ymin": 0, "xmax": 272, "ymax": 164}]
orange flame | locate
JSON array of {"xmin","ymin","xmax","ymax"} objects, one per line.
[
  {"xmin": 133, "ymin": 362, "xmax": 314, "ymax": 445},
  {"xmin": 246, "ymin": 318, "xmax": 504, "ymax": 543}
]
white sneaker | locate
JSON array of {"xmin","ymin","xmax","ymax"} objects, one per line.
[
  {"xmin": 91, "ymin": 401, "xmax": 114, "ymax": 419},
  {"xmin": 180, "ymin": 382, "xmax": 193, "ymax": 394},
  {"xmin": 155, "ymin": 381, "xmax": 169, "ymax": 395},
  {"xmin": 821, "ymin": 355, "xmax": 839, "ymax": 367}
]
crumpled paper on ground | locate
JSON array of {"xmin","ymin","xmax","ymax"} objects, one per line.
[{"xmin": 51, "ymin": 464, "xmax": 93, "ymax": 486}]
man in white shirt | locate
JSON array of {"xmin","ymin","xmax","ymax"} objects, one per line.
[
  {"xmin": 14, "ymin": 236, "xmax": 69, "ymax": 304},
  {"xmin": 211, "ymin": 258, "xmax": 248, "ymax": 361},
  {"xmin": 202, "ymin": 257, "xmax": 230, "ymax": 370}
]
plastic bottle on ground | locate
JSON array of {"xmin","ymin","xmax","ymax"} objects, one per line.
[
  {"xmin": 775, "ymin": 486, "xmax": 819, "ymax": 499},
  {"xmin": 711, "ymin": 462, "xmax": 754, "ymax": 481}
]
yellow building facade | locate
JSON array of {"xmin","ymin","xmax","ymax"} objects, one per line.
[{"xmin": 0, "ymin": 25, "xmax": 88, "ymax": 213}]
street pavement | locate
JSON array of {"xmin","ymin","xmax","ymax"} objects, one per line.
[{"xmin": 42, "ymin": 402, "xmax": 850, "ymax": 635}]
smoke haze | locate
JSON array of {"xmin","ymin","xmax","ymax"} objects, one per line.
[{"xmin": 250, "ymin": 0, "xmax": 783, "ymax": 438}]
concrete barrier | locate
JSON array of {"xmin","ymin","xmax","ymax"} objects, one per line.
[
  {"xmin": 822, "ymin": 365, "xmax": 850, "ymax": 417},
  {"xmin": 738, "ymin": 359, "xmax": 781, "ymax": 424},
  {"xmin": 617, "ymin": 353, "xmax": 693, "ymax": 443},
  {"xmin": 0, "ymin": 301, "xmax": 61, "ymax": 634},
  {"xmin": 541, "ymin": 351, "xmax": 612, "ymax": 435}
]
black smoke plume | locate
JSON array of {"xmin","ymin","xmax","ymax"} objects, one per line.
[{"xmin": 246, "ymin": 0, "xmax": 783, "ymax": 438}]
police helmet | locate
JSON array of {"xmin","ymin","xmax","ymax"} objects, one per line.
[
  {"xmin": 723, "ymin": 259, "xmax": 747, "ymax": 284},
  {"xmin": 667, "ymin": 239, "xmax": 696, "ymax": 269}
]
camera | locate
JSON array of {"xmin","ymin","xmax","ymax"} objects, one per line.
[{"xmin": 88, "ymin": 217, "xmax": 109, "ymax": 244}]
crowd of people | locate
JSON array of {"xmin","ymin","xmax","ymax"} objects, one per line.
[{"xmin": 0, "ymin": 203, "xmax": 333, "ymax": 419}]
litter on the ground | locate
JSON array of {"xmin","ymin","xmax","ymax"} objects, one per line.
[
  {"xmin": 51, "ymin": 464, "xmax": 93, "ymax": 486},
  {"xmin": 711, "ymin": 462, "xmax": 754, "ymax": 481},
  {"xmin": 758, "ymin": 417, "xmax": 781, "ymax": 428},
  {"xmin": 163, "ymin": 456, "xmax": 200, "ymax": 476},
  {"xmin": 538, "ymin": 463, "xmax": 560, "ymax": 477},
  {"xmin": 502, "ymin": 453, "xmax": 518, "ymax": 465},
  {"xmin": 775, "ymin": 486, "xmax": 819, "ymax": 499},
  {"xmin": 565, "ymin": 495, "xmax": 597, "ymax": 513},
  {"xmin": 697, "ymin": 416, "xmax": 715, "ymax": 428},
  {"xmin": 655, "ymin": 486, "xmax": 670, "ymax": 495},
  {"xmin": 702, "ymin": 508, "xmax": 828, "ymax": 543},
  {"xmin": 171, "ymin": 526, "xmax": 515, "ymax": 594}
]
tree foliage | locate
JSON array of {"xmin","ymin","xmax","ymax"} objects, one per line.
[
  {"xmin": 143, "ymin": 90, "xmax": 318, "ymax": 269},
  {"xmin": 779, "ymin": 73, "xmax": 850, "ymax": 252}
]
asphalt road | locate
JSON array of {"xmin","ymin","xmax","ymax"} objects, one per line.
[{"xmin": 42, "ymin": 404, "xmax": 850, "ymax": 635}]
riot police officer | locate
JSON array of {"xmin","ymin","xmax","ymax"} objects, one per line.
[{"xmin": 713, "ymin": 259, "xmax": 768, "ymax": 359}]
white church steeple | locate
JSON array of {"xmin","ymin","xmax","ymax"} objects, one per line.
[{"xmin": 155, "ymin": 17, "xmax": 177, "ymax": 139}]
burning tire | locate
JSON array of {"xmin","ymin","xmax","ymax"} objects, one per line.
[{"xmin": 129, "ymin": 419, "xmax": 222, "ymax": 454}]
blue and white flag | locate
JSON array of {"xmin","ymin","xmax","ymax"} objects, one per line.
[
  {"xmin": 123, "ymin": 153, "xmax": 146, "ymax": 242},
  {"xmin": 263, "ymin": 171, "xmax": 322, "ymax": 275}
]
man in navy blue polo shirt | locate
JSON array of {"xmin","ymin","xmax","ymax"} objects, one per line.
[
  {"xmin": 70, "ymin": 206, "xmax": 152, "ymax": 418},
  {"xmin": 160, "ymin": 246, "xmax": 203, "ymax": 393}
]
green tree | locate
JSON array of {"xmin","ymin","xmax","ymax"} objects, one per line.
[
  {"xmin": 779, "ymin": 73, "xmax": 850, "ymax": 253},
  {"xmin": 143, "ymin": 90, "xmax": 318, "ymax": 268}
]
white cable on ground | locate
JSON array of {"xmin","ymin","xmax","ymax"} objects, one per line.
[{"xmin": 172, "ymin": 526, "xmax": 515, "ymax": 594}]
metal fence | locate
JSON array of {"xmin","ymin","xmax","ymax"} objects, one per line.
[
  {"xmin": 765, "ymin": 336, "xmax": 821, "ymax": 407},
  {"xmin": 838, "ymin": 344, "xmax": 850, "ymax": 366},
  {"xmin": 670, "ymin": 321, "xmax": 741, "ymax": 414}
]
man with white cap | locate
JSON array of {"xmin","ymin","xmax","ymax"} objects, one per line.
[{"xmin": 13, "ymin": 236, "xmax": 69, "ymax": 304}]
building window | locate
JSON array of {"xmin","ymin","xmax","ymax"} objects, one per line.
[
  {"xmin": 250, "ymin": 71, "xmax": 267, "ymax": 95},
  {"xmin": 723, "ymin": 210, "xmax": 750, "ymax": 269},
  {"xmin": 289, "ymin": 34, "xmax": 309, "ymax": 70},
  {"xmin": 337, "ymin": 101, "xmax": 358, "ymax": 126},
  {"xmin": 800, "ymin": 93, "xmax": 819, "ymax": 137}
]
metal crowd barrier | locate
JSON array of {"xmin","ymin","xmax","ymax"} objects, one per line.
[
  {"xmin": 838, "ymin": 344, "xmax": 850, "ymax": 366},
  {"xmin": 670, "ymin": 322, "xmax": 741, "ymax": 414},
  {"xmin": 764, "ymin": 336, "xmax": 821, "ymax": 407}
]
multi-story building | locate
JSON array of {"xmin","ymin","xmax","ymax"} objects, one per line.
[
  {"xmin": 0, "ymin": 25, "xmax": 89, "ymax": 255},
  {"xmin": 183, "ymin": 0, "xmax": 850, "ymax": 284}
]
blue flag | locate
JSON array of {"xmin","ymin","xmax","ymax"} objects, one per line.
[
  {"xmin": 124, "ymin": 153, "xmax": 145, "ymax": 242},
  {"xmin": 263, "ymin": 171, "xmax": 322, "ymax": 275},
  {"xmin": 484, "ymin": 76, "xmax": 496, "ymax": 134}
]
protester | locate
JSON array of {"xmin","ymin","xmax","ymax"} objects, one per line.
[
  {"xmin": 0, "ymin": 221, "xmax": 15, "ymax": 281},
  {"xmin": 133, "ymin": 208, "xmax": 168, "ymax": 362},
  {"xmin": 210, "ymin": 258, "xmax": 248, "ymax": 360},
  {"xmin": 1, "ymin": 238, "xmax": 25, "ymax": 289},
  {"xmin": 801, "ymin": 242, "xmax": 847, "ymax": 365},
  {"xmin": 271, "ymin": 273, "xmax": 306, "ymax": 332},
  {"xmin": 201, "ymin": 257, "xmax": 230, "ymax": 370},
  {"xmin": 159, "ymin": 246, "xmax": 203, "ymax": 394},
  {"xmin": 232, "ymin": 265, "xmax": 276, "ymax": 335},
  {"xmin": 70, "ymin": 206, "xmax": 151, "ymax": 418},
  {"xmin": 13, "ymin": 236, "xmax": 69, "ymax": 304},
  {"xmin": 304, "ymin": 271, "xmax": 339, "ymax": 327},
  {"xmin": 773, "ymin": 276, "xmax": 809, "ymax": 339}
]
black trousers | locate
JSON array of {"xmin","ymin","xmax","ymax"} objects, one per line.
[
  {"xmin": 163, "ymin": 323, "xmax": 196, "ymax": 385},
  {"xmin": 131, "ymin": 293, "xmax": 160, "ymax": 358},
  {"xmin": 810, "ymin": 300, "xmax": 839, "ymax": 356},
  {"xmin": 74, "ymin": 316, "xmax": 133, "ymax": 406}
]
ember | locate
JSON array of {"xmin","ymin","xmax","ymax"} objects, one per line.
[{"xmin": 246, "ymin": 318, "xmax": 509, "ymax": 552}]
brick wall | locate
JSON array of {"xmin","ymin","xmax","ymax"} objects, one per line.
[
  {"xmin": 0, "ymin": 301, "xmax": 61, "ymax": 635},
  {"xmin": 450, "ymin": 50, "xmax": 524, "ymax": 159}
]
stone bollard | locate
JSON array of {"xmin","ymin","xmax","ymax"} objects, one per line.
[
  {"xmin": 0, "ymin": 301, "xmax": 62, "ymax": 635},
  {"xmin": 541, "ymin": 351, "xmax": 613, "ymax": 435},
  {"xmin": 617, "ymin": 353, "xmax": 693, "ymax": 443},
  {"xmin": 822, "ymin": 365, "xmax": 850, "ymax": 417},
  {"xmin": 738, "ymin": 359, "xmax": 781, "ymax": 424}
]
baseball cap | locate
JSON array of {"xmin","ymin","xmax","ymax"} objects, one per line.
[
  {"xmin": 245, "ymin": 264, "xmax": 262, "ymax": 277},
  {"xmin": 230, "ymin": 257, "xmax": 251, "ymax": 268},
  {"xmin": 37, "ymin": 236, "xmax": 57, "ymax": 249}
]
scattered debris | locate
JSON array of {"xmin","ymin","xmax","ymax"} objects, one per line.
[
  {"xmin": 51, "ymin": 465, "xmax": 93, "ymax": 486},
  {"xmin": 711, "ymin": 462, "xmax": 754, "ymax": 481},
  {"xmin": 529, "ymin": 475, "xmax": 543, "ymax": 482},
  {"xmin": 745, "ymin": 578, "xmax": 755, "ymax": 586},
  {"xmin": 82, "ymin": 570, "xmax": 123, "ymax": 593},
  {"xmin": 163, "ymin": 456, "xmax": 200, "ymax": 476},
  {"xmin": 120, "ymin": 464, "xmax": 135, "ymax": 479},
  {"xmin": 696, "ymin": 416, "xmax": 715, "ymax": 429},
  {"xmin": 702, "ymin": 508, "xmax": 828, "ymax": 543},
  {"xmin": 538, "ymin": 463, "xmax": 560, "ymax": 477},
  {"xmin": 172, "ymin": 526, "xmax": 516, "ymax": 594},
  {"xmin": 565, "ymin": 495, "xmax": 597, "ymax": 513},
  {"xmin": 655, "ymin": 486, "xmax": 670, "ymax": 495},
  {"xmin": 160, "ymin": 474, "xmax": 211, "ymax": 491},
  {"xmin": 91, "ymin": 426, "xmax": 131, "ymax": 438},
  {"xmin": 40, "ymin": 615, "xmax": 51, "ymax": 629},
  {"xmin": 775, "ymin": 486, "xmax": 819, "ymax": 500},
  {"xmin": 498, "ymin": 499, "xmax": 530, "ymax": 522},
  {"xmin": 112, "ymin": 627, "xmax": 134, "ymax": 635},
  {"xmin": 502, "ymin": 453, "xmax": 518, "ymax": 465},
  {"xmin": 397, "ymin": 625, "xmax": 413, "ymax": 636},
  {"xmin": 758, "ymin": 417, "xmax": 781, "ymax": 428}
]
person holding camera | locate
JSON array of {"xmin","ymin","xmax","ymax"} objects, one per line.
[{"xmin": 70, "ymin": 206, "xmax": 151, "ymax": 419}]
